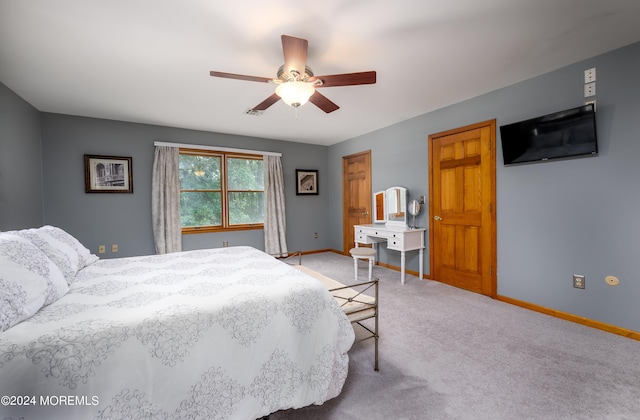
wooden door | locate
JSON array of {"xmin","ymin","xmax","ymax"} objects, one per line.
[
  {"xmin": 429, "ymin": 120, "xmax": 496, "ymax": 296},
  {"xmin": 342, "ymin": 150, "xmax": 372, "ymax": 254}
]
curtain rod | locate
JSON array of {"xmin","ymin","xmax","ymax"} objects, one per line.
[{"xmin": 153, "ymin": 141, "xmax": 282, "ymax": 157}]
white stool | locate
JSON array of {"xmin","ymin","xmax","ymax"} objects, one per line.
[{"xmin": 349, "ymin": 247, "xmax": 376, "ymax": 281}]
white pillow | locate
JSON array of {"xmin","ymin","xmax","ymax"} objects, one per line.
[
  {"xmin": 10, "ymin": 225, "xmax": 99, "ymax": 284},
  {"xmin": 0, "ymin": 234, "xmax": 69, "ymax": 332}
]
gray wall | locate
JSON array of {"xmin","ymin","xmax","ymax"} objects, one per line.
[
  {"xmin": 37, "ymin": 114, "xmax": 330, "ymax": 257},
  {"xmin": 0, "ymin": 82, "xmax": 43, "ymax": 230},
  {"xmin": 328, "ymin": 41, "xmax": 640, "ymax": 332}
]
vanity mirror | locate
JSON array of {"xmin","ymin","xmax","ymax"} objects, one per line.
[
  {"xmin": 385, "ymin": 186, "xmax": 407, "ymax": 227},
  {"xmin": 373, "ymin": 191, "xmax": 386, "ymax": 223},
  {"xmin": 408, "ymin": 199, "xmax": 422, "ymax": 229}
]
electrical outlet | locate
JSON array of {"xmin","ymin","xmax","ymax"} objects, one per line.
[
  {"xmin": 111, "ymin": 244, "xmax": 118, "ymax": 253},
  {"xmin": 223, "ymin": 241, "xmax": 228, "ymax": 247},
  {"xmin": 314, "ymin": 232, "xmax": 318, "ymax": 239},
  {"xmin": 585, "ymin": 100, "xmax": 596, "ymax": 111},
  {"xmin": 573, "ymin": 274, "xmax": 585, "ymax": 289},
  {"xmin": 584, "ymin": 82, "xmax": 596, "ymax": 97},
  {"xmin": 584, "ymin": 67, "xmax": 596, "ymax": 83},
  {"xmin": 98, "ymin": 245, "xmax": 106, "ymax": 254}
]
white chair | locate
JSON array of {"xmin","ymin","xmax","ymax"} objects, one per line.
[{"xmin": 349, "ymin": 247, "xmax": 376, "ymax": 281}]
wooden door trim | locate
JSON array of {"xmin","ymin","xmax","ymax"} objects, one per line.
[
  {"xmin": 342, "ymin": 150, "xmax": 372, "ymax": 255},
  {"xmin": 428, "ymin": 119, "xmax": 497, "ymax": 297}
]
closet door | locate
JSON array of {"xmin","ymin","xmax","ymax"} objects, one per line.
[
  {"xmin": 429, "ymin": 120, "xmax": 496, "ymax": 296},
  {"xmin": 342, "ymin": 150, "xmax": 372, "ymax": 254}
]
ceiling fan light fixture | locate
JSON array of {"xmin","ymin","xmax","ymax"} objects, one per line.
[
  {"xmin": 275, "ymin": 81, "xmax": 315, "ymax": 108},
  {"xmin": 210, "ymin": 35, "xmax": 375, "ymax": 114}
]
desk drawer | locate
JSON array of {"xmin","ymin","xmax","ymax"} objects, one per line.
[
  {"xmin": 388, "ymin": 236, "xmax": 404, "ymax": 250},
  {"xmin": 356, "ymin": 232, "xmax": 369, "ymax": 243},
  {"xmin": 355, "ymin": 227, "xmax": 389, "ymax": 244},
  {"xmin": 370, "ymin": 229, "xmax": 388, "ymax": 239}
]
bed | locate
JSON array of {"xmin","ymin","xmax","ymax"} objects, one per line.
[{"xmin": 0, "ymin": 226, "xmax": 354, "ymax": 420}]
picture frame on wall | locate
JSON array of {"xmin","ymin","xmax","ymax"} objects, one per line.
[
  {"xmin": 84, "ymin": 155, "xmax": 133, "ymax": 193},
  {"xmin": 296, "ymin": 169, "xmax": 318, "ymax": 195}
]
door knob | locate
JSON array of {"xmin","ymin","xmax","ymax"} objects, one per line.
[{"xmin": 434, "ymin": 215, "xmax": 442, "ymax": 221}]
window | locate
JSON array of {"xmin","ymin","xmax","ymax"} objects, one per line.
[{"xmin": 179, "ymin": 149, "xmax": 264, "ymax": 233}]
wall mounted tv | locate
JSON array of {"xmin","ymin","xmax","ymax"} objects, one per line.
[{"xmin": 499, "ymin": 104, "xmax": 598, "ymax": 165}]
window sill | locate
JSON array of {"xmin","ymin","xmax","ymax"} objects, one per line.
[{"xmin": 182, "ymin": 225, "xmax": 264, "ymax": 235}]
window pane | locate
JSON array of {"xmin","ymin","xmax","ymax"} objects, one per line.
[
  {"xmin": 180, "ymin": 191, "xmax": 222, "ymax": 227},
  {"xmin": 228, "ymin": 192, "xmax": 264, "ymax": 225},
  {"xmin": 227, "ymin": 158, "xmax": 263, "ymax": 190},
  {"xmin": 180, "ymin": 154, "xmax": 221, "ymax": 190}
]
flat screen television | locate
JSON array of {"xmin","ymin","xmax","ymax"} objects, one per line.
[{"xmin": 499, "ymin": 104, "xmax": 598, "ymax": 165}]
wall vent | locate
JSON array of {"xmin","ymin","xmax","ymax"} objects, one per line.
[{"xmin": 243, "ymin": 108, "xmax": 264, "ymax": 116}]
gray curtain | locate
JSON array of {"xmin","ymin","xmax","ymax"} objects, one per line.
[
  {"xmin": 264, "ymin": 155, "xmax": 288, "ymax": 257},
  {"xmin": 151, "ymin": 146, "xmax": 182, "ymax": 254}
]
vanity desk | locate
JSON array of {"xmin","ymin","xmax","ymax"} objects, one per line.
[
  {"xmin": 354, "ymin": 186, "xmax": 425, "ymax": 284},
  {"xmin": 354, "ymin": 224, "xmax": 425, "ymax": 284}
]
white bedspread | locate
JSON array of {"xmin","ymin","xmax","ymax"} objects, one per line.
[{"xmin": 0, "ymin": 246, "xmax": 354, "ymax": 419}]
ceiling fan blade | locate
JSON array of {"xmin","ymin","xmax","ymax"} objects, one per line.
[
  {"xmin": 210, "ymin": 71, "xmax": 272, "ymax": 83},
  {"xmin": 309, "ymin": 91, "xmax": 339, "ymax": 113},
  {"xmin": 310, "ymin": 71, "xmax": 377, "ymax": 87},
  {"xmin": 252, "ymin": 93, "xmax": 281, "ymax": 111},
  {"xmin": 281, "ymin": 35, "xmax": 308, "ymax": 76}
]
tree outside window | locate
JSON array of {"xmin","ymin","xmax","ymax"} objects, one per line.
[{"xmin": 179, "ymin": 150, "xmax": 264, "ymax": 233}]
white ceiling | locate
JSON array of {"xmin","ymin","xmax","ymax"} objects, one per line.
[{"xmin": 2, "ymin": 1, "xmax": 640, "ymax": 146}]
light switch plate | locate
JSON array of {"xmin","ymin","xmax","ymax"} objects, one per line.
[
  {"xmin": 584, "ymin": 82, "xmax": 596, "ymax": 97},
  {"xmin": 584, "ymin": 67, "xmax": 596, "ymax": 83}
]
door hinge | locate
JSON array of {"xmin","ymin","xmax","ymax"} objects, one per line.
[{"xmin": 489, "ymin": 203, "xmax": 493, "ymax": 213}]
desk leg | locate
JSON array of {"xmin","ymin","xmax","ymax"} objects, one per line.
[
  {"xmin": 419, "ymin": 248, "xmax": 424, "ymax": 280},
  {"xmin": 400, "ymin": 251, "xmax": 406, "ymax": 285}
]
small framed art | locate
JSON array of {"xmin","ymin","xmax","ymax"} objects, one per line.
[
  {"xmin": 84, "ymin": 155, "xmax": 133, "ymax": 193},
  {"xmin": 296, "ymin": 169, "xmax": 318, "ymax": 195}
]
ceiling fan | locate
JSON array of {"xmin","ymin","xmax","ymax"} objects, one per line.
[{"xmin": 210, "ymin": 35, "xmax": 376, "ymax": 114}]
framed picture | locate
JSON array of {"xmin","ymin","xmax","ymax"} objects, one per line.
[
  {"xmin": 84, "ymin": 155, "xmax": 133, "ymax": 193},
  {"xmin": 296, "ymin": 169, "xmax": 318, "ymax": 195}
]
